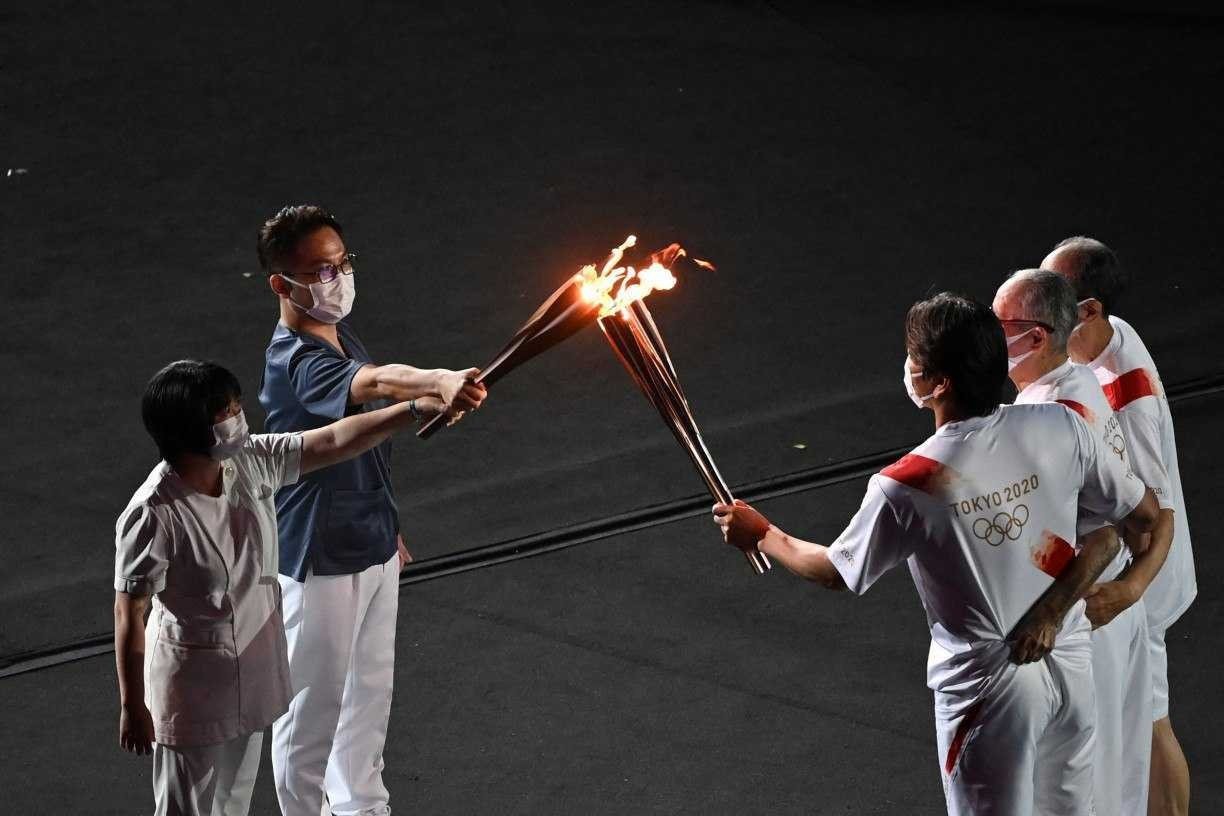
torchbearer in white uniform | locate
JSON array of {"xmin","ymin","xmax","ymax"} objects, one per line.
[
  {"xmin": 114, "ymin": 360, "xmax": 450, "ymax": 816},
  {"xmin": 1043, "ymin": 236, "xmax": 1196, "ymax": 816},
  {"xmin": 713, "ymin": 293, "xmax": 1160, "ymax": 816},
  {"xmin": 994, "ymin": 268, "xmax": 1170, "ymax": 816}
]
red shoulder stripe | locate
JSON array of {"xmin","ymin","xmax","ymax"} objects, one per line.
[
  {"xmin": 879, "ymin": 453, "xmax": 945, "ymax": 494},
  {"xmin": 1055, "ymin": 399, "xmax": 1088, "ymax": 418},
  {"xmin": 1101, "ymin": 368, "xmax": 1156, "ymax": 412}
]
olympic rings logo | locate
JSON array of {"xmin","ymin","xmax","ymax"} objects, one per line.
[
  {"xmin": 1107, "ymin": 433, "xmax": 1126, "ymax": 460},
  {"xmin": 971, "ymin": 504, "xmax": 1029, "ymax": 547}
]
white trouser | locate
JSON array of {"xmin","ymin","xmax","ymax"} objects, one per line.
[
  {"xmin": 1091, "ymin": 599, "xmax": 1152, "ymax": 816},
  {"xmin": 1148, "ymin": 622, "xmax": 1171, "ymax": 720},
  {"xmin": 273, "ymin": 551, "xmax": 400, "ymax": 816},
  {"xmin": 152, "ymin": 730, "xmax": 263, "ymax": 816},
  {"xmin": 936, "ymin": 645, "xmax": 1095, "ymax": 816}
]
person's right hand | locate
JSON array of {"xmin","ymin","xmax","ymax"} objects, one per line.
[
  {"xmin": 712, "ymin": 500, "xmax": 771, "ymax": 552},
  {"xmin": 119, "ymin": 702, "xmax": 155, "ymax": 755},
  {"xmin": 439, "ymin": 368, "xmax": 487, "ymax": 413},
  {"xmin": 1008, "ymin": 611, "xmax": 1059, "ymax": 664}
]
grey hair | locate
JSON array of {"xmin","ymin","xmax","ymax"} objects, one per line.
[{"xmin": 1004, "ymin": 268, "xmax": 1078, "ymax": 350}]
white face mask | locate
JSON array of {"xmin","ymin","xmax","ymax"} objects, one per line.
[
  {"xmin": 280, "ymin": 273, "xmax": 355, "ymax": 324},
  {"xmin": 903, "ymin": 357, "xmax": 935, "ymax": 408},
  {"xmin": 211, "ymin": 410, "xmax": 249, "ymax": 460},
  {"xmin": 1006, "ymin": 327, "xmax": 1038, "ymax": 372}
]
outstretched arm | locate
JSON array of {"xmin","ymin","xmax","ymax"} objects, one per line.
[
  {"xmin": 300, "ymin": 396, "xmax": 446, "ymax": 474},
  {"xmin": 713, "ymin": 501, "xmax": 846, "ymax": 590},
  {"xmin": 350, "ymin": 364, "xmax": 486, "ymax": 412}
]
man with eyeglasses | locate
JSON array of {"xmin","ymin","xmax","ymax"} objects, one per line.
[
  {"xmin": 1043, "ymin": 236, "xmax": 1195, "ymax": 816},
  {"xmin": 257, "ymin": 204, "xmax": 487, "ymax": 816},
  {"xmin": 994, "ymin": 268, "xmax": 1168, "ymax": 816}
]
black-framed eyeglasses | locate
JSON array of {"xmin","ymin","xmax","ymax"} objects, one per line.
[
  {"xmin": 998, "ymin": 318, "xmax": 1054, "ymax": 333},
  {"xmin": 283, "ymin": 252, "xmax": 357, "ymax": 284}
]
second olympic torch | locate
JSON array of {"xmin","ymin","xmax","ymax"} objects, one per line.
[{"xmin": 592, "ymin": 248, "xmax": 771, "ymax": 575}]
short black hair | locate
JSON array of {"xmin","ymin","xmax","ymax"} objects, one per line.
[
  {"xmin": 257, "ymin": 204, "xmax": 344, "ymax": 272},
  {"xmin": 141, "ymin": 360, "xmax": 242, "ymax": 464},
  {"xmin": 1049, "ymin": 236, "xmax": 1128, "ymax": 316},
  {"xmin": 905, "ymin": 292, "xmax": 1007, "ymax": 418}
]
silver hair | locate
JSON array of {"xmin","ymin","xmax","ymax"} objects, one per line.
[{"xmin": 1004, "ymin": 268, "xmax": 1078, "ymax": 350}]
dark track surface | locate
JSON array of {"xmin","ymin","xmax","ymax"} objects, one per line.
[
  {"xmin": 3, "ymin": 391, "xmax": 1220, "ymax": 813},
  {"xmin": 1, "ymin": 1, "xmax": 1221, "ymax": 812}
]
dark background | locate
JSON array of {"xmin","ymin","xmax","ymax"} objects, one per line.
[{"xmin": 1, "ymin": 1, "xmax": 1220, "ymax": 812}]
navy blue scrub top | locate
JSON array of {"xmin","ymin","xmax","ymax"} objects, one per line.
[{"xmin": 260, "ymin": 321, "xmax": 398, "ymax": 581}]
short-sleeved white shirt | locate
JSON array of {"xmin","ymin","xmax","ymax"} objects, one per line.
[
  {"xmin": 827, "ymin": 404, "xmax": 1144, "ymax": 704},
  {"xmin": 114, "ymin": 432, "xmax": 302, "ymax": 747},
  {"xmin": 1015, "ymin": 360, "xmax": 1136, "ymax": 580},
  {"xmin": 1086, "ymin": 316, "xmax": 1196, "ymax": 628}
]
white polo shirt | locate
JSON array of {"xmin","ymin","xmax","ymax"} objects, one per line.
[
  {"xmin": 828, "ymin": 404, "xmax": 1144, "ymax": 703},
  {"xmin": 114, "ymin": 432, "xmax": 302, "ymax": 747},
  {"xmin": 1015, "ymin": 359, "xmax": 1136, "ymax": 581},
  {"xmin": 1086, "ymin": 316, "xmax": 1196, "ymax": 629}
]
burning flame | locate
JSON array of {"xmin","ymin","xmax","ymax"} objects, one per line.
[{"xmin": 577, "ymin": 235, "xmax": 712, "ymax": 318}]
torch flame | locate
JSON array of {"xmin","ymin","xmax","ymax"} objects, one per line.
[{"xmin": 578, "ymin": 235, "xmax": 711, "ymax": 318}]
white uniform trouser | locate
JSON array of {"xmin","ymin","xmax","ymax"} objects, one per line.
[
  {"xmin": 273, "ymin": 551, "xmax": 399, "ymax": 816},
  {"xmin": 936, "ymin": 644, "xmax": 1095, "ymax": 816},
  {"xmin": 152, "ymin": 730, "xmax": 263, "ymax": 816},
  {"xmin": 1148, "ymin": 622, "xmax": 1171, "ymax": 720},
  {"xmin": 1091, "ymin": 599, "xmax": 1152, "ymax": 816}
]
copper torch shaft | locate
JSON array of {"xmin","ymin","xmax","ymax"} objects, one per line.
[
  {"xmin": 599, "ymin": 309, "xmax": 770, "ymax": 575},
  {"xmin": 417, "ymin": 278, "xmax": 601, "ymax": 439},
  {"xmin": 623, "ymin": 311, "xmax": 771, "ymax": 575}
]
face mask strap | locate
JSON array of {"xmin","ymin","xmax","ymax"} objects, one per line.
[{"xmin": 904, "ymin": 357, "xmax": 940, "ymax": 407}]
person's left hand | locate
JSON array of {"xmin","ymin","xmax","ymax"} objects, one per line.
[
  {"xmin": 1008, "ymin": 611, "xmax": 1060, "ymax": 664},
  {"xmin": 396, "ymin": 534, "xmax": 413, "ymax": 571},
  {"xmin": 1084, "ymin": 580, "xmax": 1138, "ymax": 629},
  {"xmin": 712, "ymin": 500, "xmax": 771, "ymax": 552}
]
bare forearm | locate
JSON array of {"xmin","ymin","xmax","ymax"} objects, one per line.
[
  {"xmin": 1026, "ymin": 527, "xmax": 1120, "ymax": 624},
  {"xmin": 1121, "ymin": 488, "xmax": 1159, "ymax": 536},
  {"xmin": 758, "ymin": 527, "xmax": 846, "ymax": 590},
  {"xmin": 301, "ymin": 402, "xmax": 415, "ymax": 474},
  {"xmin": 363, "ymin": 364, "xmax": 449, "ymax": 403},
  {"xmin": 114, "ymin": 594, "xmax": 148, "ymax": 707},
  {"xmin": 1119, "ymin": 508, "xmax": 1174, "ymax": 596}
]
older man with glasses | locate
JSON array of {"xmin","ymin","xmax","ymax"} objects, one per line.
[
  {"xmin": 258, "ymin": 204, "xmax": 487, "ymax": 816},
  {"xmin": 994, "ymin": 268, "xmax": 1168, "ymax": 816}
]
